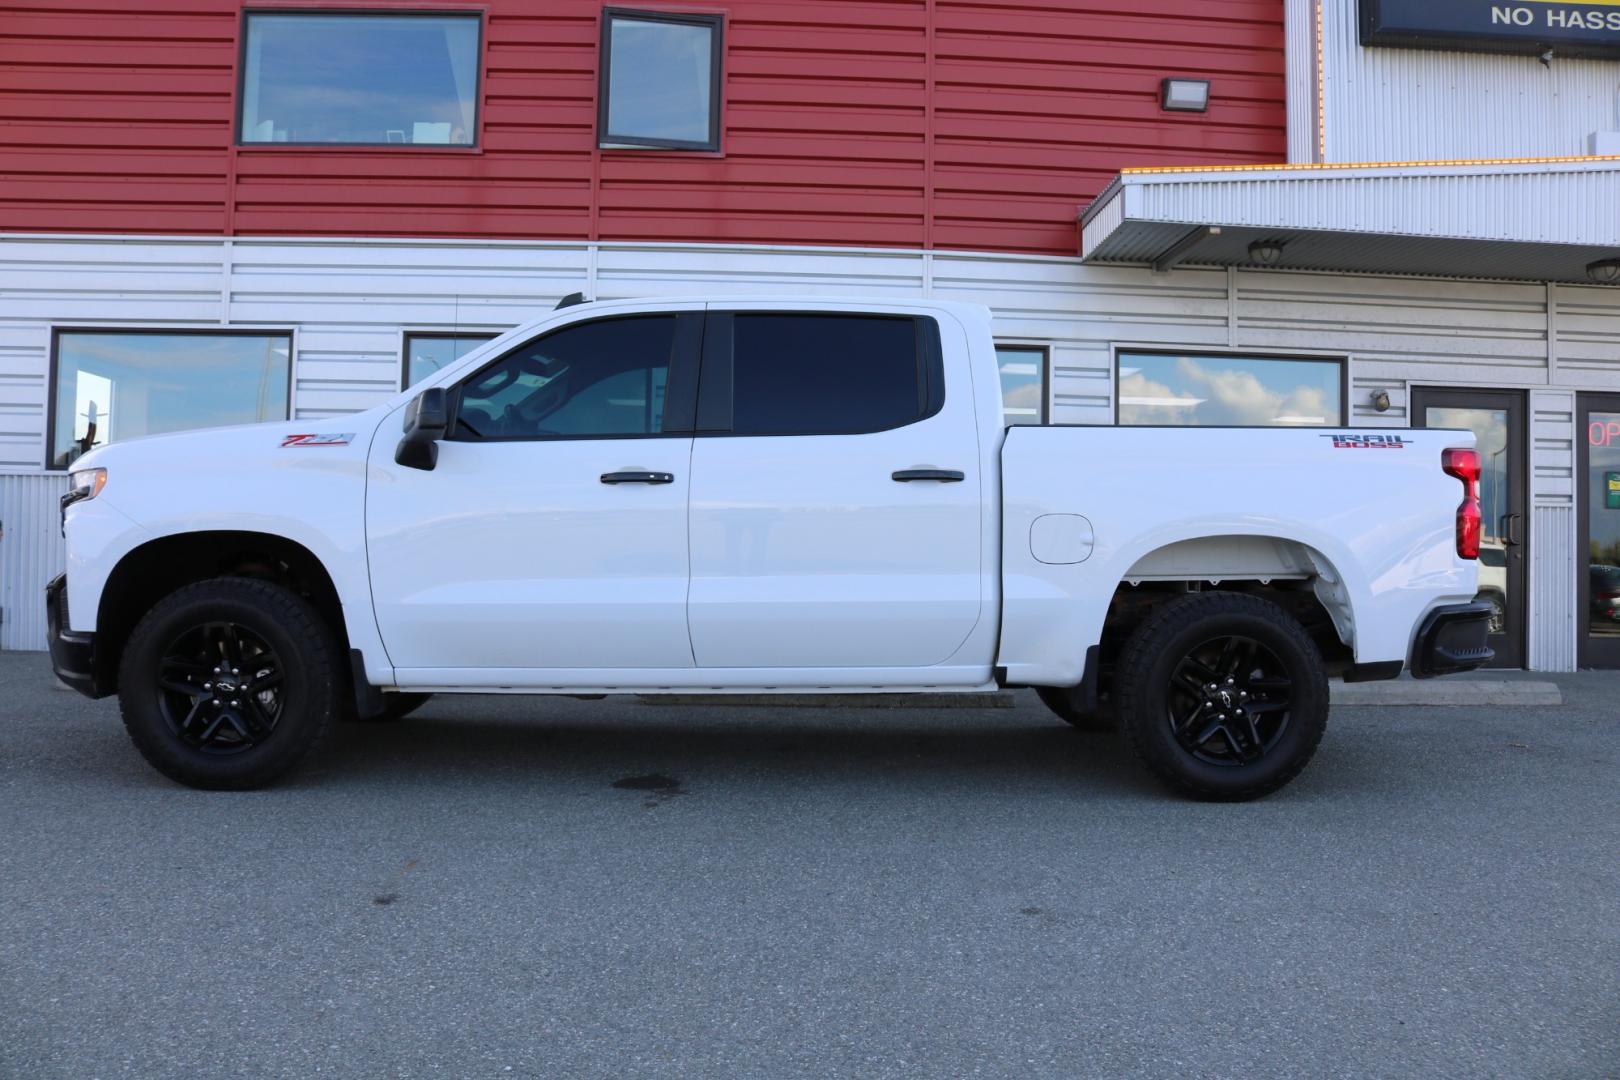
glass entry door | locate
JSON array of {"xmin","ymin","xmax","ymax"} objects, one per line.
[
  {"xmin": 1412, "ymin": 388, "xmax": 1526, "ymax": 668},
  {"xmin": 1579, "ymin": 394, "xmax": 1620, "ymax": 668}
]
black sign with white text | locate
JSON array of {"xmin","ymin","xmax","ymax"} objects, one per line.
[{"xmin": 1360, "ymin": 0, "xmax": 1620, "ymax": 58}]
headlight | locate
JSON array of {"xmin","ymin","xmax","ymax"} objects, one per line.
[
  {"xmin": 60, "ymin": 468, "xmax": 107, "ymax": 535},
  {"xmin": 69, "ymin": 467, "xmax": 108, "ymax": 502}
]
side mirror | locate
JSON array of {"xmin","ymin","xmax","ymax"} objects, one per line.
[{"xmin": 395, "ymin": 387, "xmax": 447, "ymax": 471}]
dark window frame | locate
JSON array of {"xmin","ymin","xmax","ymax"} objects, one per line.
[
  {"xmin": 401, "ymin": 330, "xmax": 499, "ymax": 391},
  {"xmin": 1112, "ymin": 348, "xmax": 1349, "ymax": 427},
  {"xmin": 694, "ymin": 312, "xmax": 945, "ymax": 438},
  {"xmin": 444, "ymin": 312, "xmax": 704, "ymax": 443},
  {"xmin": 994, "ymin": 343, "xmax": 1050, "ymax": 426},
  {"xmin": 598, "ymin": 8, "xmax": 724, "ymax": 152},
  {"xmin": 46, "ymin": 326, "xmax": 295, "ymax": 471},
  {"xmin": 235, "ymin": 8, "xmax": 487, "ymax": 150},
  {"xmin": 1576, "ymin": 391, "xmax": 1620, "ymax": 669}
]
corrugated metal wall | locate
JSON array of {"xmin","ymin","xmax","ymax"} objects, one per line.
[
  {"xmin": 4, "ymin": 235, "xmax": 1615, "ymax": 665},
  {"xmin": 1116, "ymin": 161, "xmax": 1620, "ymax": 250},
  {"xmin": 0, "ymin": 473, "xmax": 66, "ymax": 650},
  {"xmin": 0, "ymin": 0, "xmax": 1288, "ymax": 257},
  {"xmin": 1529, "ymin": 389, "xmax": 1578, "ymax": 671},
  {"xmin": 1291, "ymin": 0, "xmax": 1620, "ymax": 165}
]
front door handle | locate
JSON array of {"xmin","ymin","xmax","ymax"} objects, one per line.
[
  {"xmin": 892, "ymin": 468, "xmax": 965, "ymax": 483},
  {"xmin": 600, "ymin": 470, "xmax": 674, "ymax": 485}
]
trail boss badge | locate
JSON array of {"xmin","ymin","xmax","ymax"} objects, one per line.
[{"xmin": 1320, "ymin": 433, "xmax": 1413, "ymax": 449}]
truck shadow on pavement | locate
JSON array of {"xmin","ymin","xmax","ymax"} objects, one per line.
[{"xmin": 300, "ymin": 697, "xmax": 1163, "ymax": 799}]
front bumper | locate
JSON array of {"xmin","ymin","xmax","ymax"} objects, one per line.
[
  {"xmin": 1410, "ymin": 600, "xmax": 1495, "ymax": 678},
  {"xmin": 46, "ymin": 574, "xmax": 107, "ymax": 699}
]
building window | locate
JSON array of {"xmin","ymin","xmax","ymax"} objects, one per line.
[
  {"xmin": 1117, "ymin": 352, "xmax": 1344, "ymax": 427},
  {"xmin": 239, "ymin": 13, "xmax": 481, "ymax": 146},
  {"xmin": 996, "ymin": 346, "xmax": 1048, "ymax": 425},
  {"xmin": 404, "ymin": 332, "xmax": 498, "ymax": 389},
  {"xmin": 599, "ymin": 10, "xmax": 722, "ymax": 151},
  {"xmin": 50, "ymin": 330, "xmax": 292, "ymax": 469}
]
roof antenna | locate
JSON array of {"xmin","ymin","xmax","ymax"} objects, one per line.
[{"xmin": 555, "ymin": 291, "xmax": 589, "ymax": 309}]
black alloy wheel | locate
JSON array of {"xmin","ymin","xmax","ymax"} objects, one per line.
[
  {"xmin": 156, "ymin": 621, "xmax": 285, "ymax": 754},
  {"xmin": 1167, "ymin": 635, "xmax": 1292, "ymax": 766},
  {"xmin": 118, "ymin": 577, "xmax": 340, "ymax": 790},
  {"xmin": 1114, "ymin": 591, "xmax": 1328, "ymax": 801}
]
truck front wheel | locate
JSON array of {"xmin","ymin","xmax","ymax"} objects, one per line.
[
  {"xmin": 1114, "ymin": 592, "xmax": 1328, "ymax": 801},
  {"xmin": 116, "ymin": 578, "xmax": 341, "ymax": 790}
]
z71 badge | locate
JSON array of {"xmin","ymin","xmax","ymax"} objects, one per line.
[
  {"xmin": 281, "ymin": 433, "xmax": 355, "ymax": 448},
  {"xmin": 1320, "ymin": 433, "xmax": 1412, "ymax": 449}
]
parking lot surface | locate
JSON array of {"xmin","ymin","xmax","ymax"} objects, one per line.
[{"xmin": 2, "ymin": 652, "xmax": 1617, "ymax": 1079}]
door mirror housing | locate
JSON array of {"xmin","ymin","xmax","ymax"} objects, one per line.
[{"xmin": 396, "ymin": 387, "xmax": 448, "ymax": 471}]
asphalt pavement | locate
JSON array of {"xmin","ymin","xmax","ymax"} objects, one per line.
[{"xmin": 1, "ymin": 651, "xmax": 1616, "ymax": 1079}]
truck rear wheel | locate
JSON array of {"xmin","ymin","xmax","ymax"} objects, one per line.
[
  {"xmin": 116, "ymin": 577, "xmax": 340, "ymax": 790},
  {"xmin": 1114, "ymin": 592, "xmax": 1328, "ymax": 801}
]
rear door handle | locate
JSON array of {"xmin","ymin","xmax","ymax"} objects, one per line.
[
  {"xmin": 892, "ymin": 468, "xmax": 965, "ymax": 482},
  {"xmin": 601, "ymin": 470, "xmax": 674, "ymax": 485}
]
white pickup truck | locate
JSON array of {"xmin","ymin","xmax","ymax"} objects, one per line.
[{"xmin": 49, "ymin": 297, "xmax": 1493, "ymax": 799}]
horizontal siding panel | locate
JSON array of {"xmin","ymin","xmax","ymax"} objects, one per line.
[
  {"xmin": 0, "ymin": 0, "xmax": 1287, "ymax": 255},
  {"xmin": 2, "ymin": 233, "xmax": 1615, "ymax": 667}
]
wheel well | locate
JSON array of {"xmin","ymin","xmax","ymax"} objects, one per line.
[
  {"xmin": 95, "ymin": 531, "xmax": 349, "ymax": 691},
  {"xmin": 1096, "ymin": 535, "xmax": 1357, "ymax": 695}
]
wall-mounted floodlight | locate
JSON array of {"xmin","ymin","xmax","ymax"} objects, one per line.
[
  {"xmin": 1587, "ymin": 258, "xmax": 1620, "ymax": 284},
  {"xmin": 1248, "ymin": 240, "xmax": 1285, "ymax": 266},
  {"xmin": 1160, "ymin": 78, "xmax": 1210, "ymax": 113}
]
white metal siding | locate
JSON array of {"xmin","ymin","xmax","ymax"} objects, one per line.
[
  {"xmin": 2, "ymin": 234, "xmax": 1617, "ymax": 667},
  {"xmin": 1529, "ymin": 390, "xmax": 1578, "ymax": 671},
  {"xmin": 1111, "ymin": 162, "xmax": 1620, "ymax": 250},
  {"xmin": 0, "ymin": 473, "xmax": 67, "ymax": 651},
  {"xmin": 1290, "ymin": 0, "xmax": 1620, "ymax": 164}
]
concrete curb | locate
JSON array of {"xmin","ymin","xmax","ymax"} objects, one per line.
[{"xmin": 1330, "ymin": 679, "xmax": 1563, "ymax": 707}]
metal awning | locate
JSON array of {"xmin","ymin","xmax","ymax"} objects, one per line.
[{"xmin": 1079, "ymin": 157, "xmax": 1620, "ymax": 285}]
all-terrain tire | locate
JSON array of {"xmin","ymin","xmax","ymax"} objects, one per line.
[
  {"xmin": 117, "ymin": 577, "xmax": 341, "ymax": 790},
  {"xmin": 1114, "ymin": 591, "xmax": 1328, "ymax": 801},
  {"xmin": 1035, "ymin": 686, "xmax": 1116, "ymax": 732}
]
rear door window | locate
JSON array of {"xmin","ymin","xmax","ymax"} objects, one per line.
[{"xmin": 700, "ymin": 313, "xmax": 941, "ymax": 436}]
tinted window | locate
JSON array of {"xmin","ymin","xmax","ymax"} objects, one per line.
[
  {"xmin": 51, "ymin": 331, "xmax": 291, "ymax": 469},
  {"xmin": 601, "ymin": 11, "xmax": 722, "ymax": 149},
  {"xmin": 453, "ymin": 316, "xmax": 675, "ymax": 439},
  {"xmin": 728, "ymin": 315, "xmax": 925, "ymax": 435},
  {"xmin": 240, "ymin": 14, "xmax": 480, "ymax": 146},
  {"xmin": 1118, "ymin": 352, "xmax": 1343, "ymax": 426},
  {"xmin": 404, "ymin": 332, "xmax": 497, "ymax": 388}
]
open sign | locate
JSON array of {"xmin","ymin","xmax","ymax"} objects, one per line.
[{"xmin": 1591, "ymin": 420, "xmax": 1620, "ymax": 447}]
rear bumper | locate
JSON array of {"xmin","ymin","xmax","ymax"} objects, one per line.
[
  {"xmin": 1410, "ymin": 601, "xmax": 1495, "ymax": 678},
  {"xmin": 46, "ymin": 574, "xmax": 108, "ymax": 699}
]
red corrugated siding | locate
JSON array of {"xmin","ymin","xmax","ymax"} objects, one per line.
[{"xmin": 0, "ymin": 0, "xmax": 1285, "ymax": 256}]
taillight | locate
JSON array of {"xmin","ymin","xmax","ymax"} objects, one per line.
[{"xmin": 1442, "ymin": 447, "xmax": 1481, "ymax": 559}]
